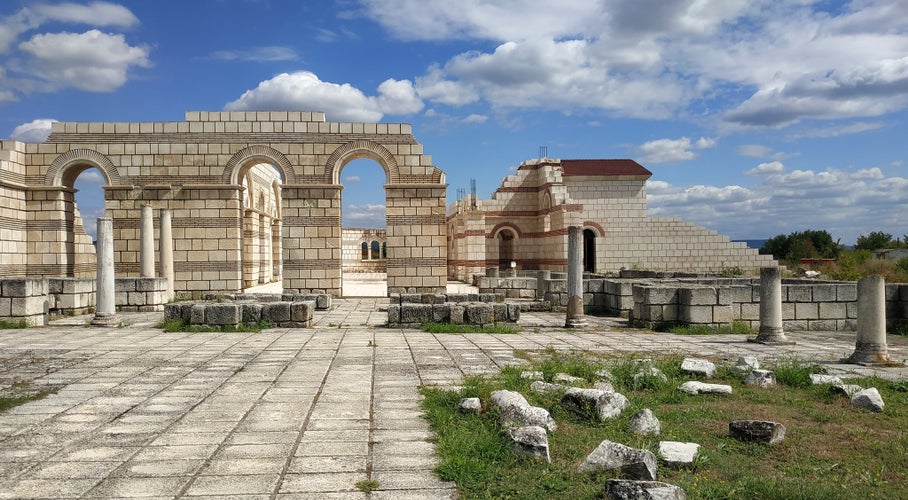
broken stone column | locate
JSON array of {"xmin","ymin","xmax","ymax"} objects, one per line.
[
  {"xmin": 139, "ymin": 205, "xmax": 155, "ymax": 278},
  {"xmin": 159, "ymin": 209, "xmax": 174, "ymax": 299},
  {"xmin": 536, "ymin": 269, "xmax": 550, "ymax": 300},
  {"xmin": 565, "ymin": 226, "xmax": 586, "ymax": 328},
  {"xmin": 751, "ymin": 266, "xmax": 793, "ymax": 344},
  {"xmin": 91, "ymin": 217, "xmax": 118, "ymax": 327},
  {"xmin": 846, "ymin": 275, "xmax": 893, "ymax": 365}
]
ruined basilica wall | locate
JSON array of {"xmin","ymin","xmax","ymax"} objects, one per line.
[
  {"xmin": 342, "ymin": 228, "xmax": 387, "ymax": 272},
  {"xmin": 3, "ymin": 111, "xmax": 447, "ymax": 295},
  {"xmin": 0, "ymin": 141, "xmax": 28, "ymax": 276}
]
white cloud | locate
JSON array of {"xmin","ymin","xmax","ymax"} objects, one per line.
[
  {"xmin": 793, "ymin": 121, "xmax": 884, "ymax": 139},
  {"xmin": 737, "ymin": 145, "xmax": 773, "ymax": 158},
  {"xmin": 10, "ymin": 118, "xmax": 57, "ymax": 142},
  {"xmin": 415, "ymin": 65, "xmax": 479, "ymax": 106},
  {"xmin": 344, "ymin": 175, "xmax": 361, "ymax": 183},
  {"xmin": 345, "ymin": 203, "xmax": 386, "ymax": 227},
  {"xmin": 225, "ymin": 71, "xmax": 424, "ymax": 122},
  {"xmin": 18, "ymin": 30, "xmax": 150, "ymax": 92},
  {"xmin": 891, "ymin": 161, "xmax": 904, "ymax": 168},
  {"xmin": 210, "ymin": 46, "xmax": 298, "ymax": 62},
  {"xmin": 650, "ymin": 161, "xmax": 908, "ymax": 243},
  {"xmin": 463, "ymin": 114, "xmax": 487, "ymax": 124},
  {"xmin": 0, "ymin": 2, "xmax": 138, "ymax": 54},
  {"xmin": 637, "ymin": 136, "xmax": 716, "ymax": 164}
]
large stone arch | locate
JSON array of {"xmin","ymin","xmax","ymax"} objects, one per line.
[
  {"xmin": 45, "ymin": 149, "xmax": 120, "ymax": 187},
  {"xmin": 325, "ymin": 140, "xmax": 400, "ymax": 185},
  {"xmin": 223, "ymin": 145, "xmax": 296, "ymax": 185}
]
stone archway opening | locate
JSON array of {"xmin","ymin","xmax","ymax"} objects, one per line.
[
  {"xmin": 240, "ymin": 162, "xmax": 283, "ymax": 293},
  {"xmin": 64, "ymin": 165, "xmax": 108, "ymax": 277},
  {"xmin": 339, "ymin": 158, "xmax": 388, "ymax": 297},
  {"xmin": 583, "ymin": 228, "xmax": 596, "ymax": 273},
  {"xmin": 497, "ymin": 228, "xmax": 517, "ymax": 270}
]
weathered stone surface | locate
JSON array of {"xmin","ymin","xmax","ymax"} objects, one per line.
[
  {"xmin": 681, "ymin": 358, "xmax": 716, "ymax": 377},
  {"xmin": 604, "ymin": 479, "xmax": 687, "ymax": 500},
  {"xmin": 401, "ymin": 303, "xmax": 432, "ymax": 323},
  {"xmin": 520, "ymin": 371, "xmax": 544, "ymax": 380},
  {"xmin": 241, "ymin": 303, "xmax": 263, "ymax": 324},
  {"xmin": 501, "ymin": 404, "xmax": 557, "ymax": 431},
  {"xmin": 634, "ymin": 367, "xmax": 668, "ymax": 385},
  {"xmin": 596, "ymin": 368, "xmax": 614, "ymax": 381},
  {"xmin": 458, "ymin": 397, "xmax": 481, "ymax": 414},
  {"xmin": 261, "ymin": 302, "xmax": 291, "ymax": 323},
  {"xmin": 810, "ymin": 374, "xmax": 843, "ymax": 386},
  {"xmin": 679, "ymin": 381, "xmax": 732, "ymax": 395},
  {"xmin": 629, "ymin": 409, "xmax": 660, "ymax": 436},
  {"xmin": 466, "ymin": 303, "xmax": 494, "ymax": 325},
  {"xmin": 594, "ymin": 379, "xmax": 616, "ymax": 393},
  {"xmin": 658, "ymin": 441, "xmax": 700, "ymax": 468},
  {"xmin": 490, "ymin": 390, "xmax": 529, "ymax": 410},
  {"xmin": 290, "ymin": 301, "xmax": 314, "ymax": 323},
  {"xmin": 743, "ymin": 369, "xmax": 776, "ymax": 388},
  {"xmin": 734, "ymin": 356, "xmax": 760, "ymax": 373},
  {"xmin": 508, "ymin": 425, "xmax": 550, "ymax": 462},
  {"xmin": 562, "ymin": 388, "xmax": 606, "ymax": 413},
  {"xmin": 729, "ymin": 420, "xmax": 786, "ymax": 444},
  {"xmin": 830, "ymin": 383, "xmax": 863, "ymax": 398},
  {"xmin": 530, "ymin": 381, "xmax": 566, "ymax": 394},
  {"xmin": 387, "ymin": 304, "xmax": 401, "ymax": 324},
  {"xmin": 450, "ymin": 304, "xmax": 465, "ymax": 324},
  {"xmin": 597, "ymin": 392, "xmax": 630, "ymax": 420},
  {"xmin": 206, "ymin": 304, "xmax": 240, "ymax": 325},
  {"xmin": 579, "ymin": 440, "xmax": 658, "ymax": 480},
  {"xmin": 851, "ymin": 387, "xmax": 884, "ymax": 412},
  {"xmin": 553, "ymin": 373, "xmax": 585, "ymax": 384}
]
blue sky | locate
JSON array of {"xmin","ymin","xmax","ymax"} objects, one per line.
[{"xmin": 1, "ymin": 0, "xmax": 906, "ymax": 244}]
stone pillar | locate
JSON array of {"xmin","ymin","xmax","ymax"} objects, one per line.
[
  {"xmin": 751, "ymin": 267, "xmax": 793, "ymax": 344},
  {"xmin": 565, "ymin": 226, "xmax": 586, "ymax": 328},
  {"xmin": 91, "ymin": 217, "xmax": 118, "ymax": 327},
  {"xmin": 536, "ymin": 269, "xmax": 551, "ymax": 301},
  {"xmin": 139, "ymin": 205, "xmax": 155, "ymax": 278},
  {"xmin": 159, "ymin": 209, "xmax": 174, "ymax": 299},
  {"xmin": 846, "ymin": 275, "xmax": 894, "ymax": 365}
]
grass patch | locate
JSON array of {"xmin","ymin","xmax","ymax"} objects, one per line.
[
  {"xmin": 0, "ymin": 319, "xmax": 28, "ymax": 329},
  {"xmin": 156, "ymin": 318, "xmax": 273, "ymax": 333},
  {"xmin": 657, "ymin": 320, "xmax": 755, "ymax": 336},
  {"xmin": 422, "ymin": 351, "xmax": 908, "ymax": 499},
  {"xmin": 421, "ymin": 322, "xmax": 520, "ymax": 334},
  {"xmin": 354, "ymin": 480, "xmax": 380, "ymax": 493},
  {"xmin": 0, "ymin": 382, "xmax": 57, "ymax": 413}
]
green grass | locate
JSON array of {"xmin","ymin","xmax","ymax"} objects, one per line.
[
  {"xmin": 421, "ymin": 322, "xmax": 520, "ymax": 334},
  {"xmin": 0, "ymin": 382, "xmax": 57, "ymax": 413},
  {"xmin": 156, "ymin": 318, "xmax": 273, "ymax": 333},
  {"xmin": 421, "ymin": 352, "xmax": 908, "ymax": 499},
  {"xmin": 0, "ymin": 319, "xmax": 28, "ymax": 329},
  {"xmin": 354, "ymin": 480, "xmax": 380, "ymax": 493},
  {"xmin": 658, "ymin": 320, "xmax": 755, "ymax": 336}
]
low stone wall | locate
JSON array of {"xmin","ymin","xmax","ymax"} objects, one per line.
[
  {"xmin": 1, "ymin": 277, "xmax": 169, "ymax": 326},
  {"xmin": 474, "ymin": 276, "xmax": 538, "ymax": 299},
  {"xmin": 387, "ymin": 292, "xmax": 520, "ymax": 327},
  {"xmin": 543, "ymin": 278, "xmax": 635, "ymax": 315},
  {"xmin": 164, "ymin": 300, "xmax": 315, "ymax": 328},
  {"xmin": 206, "ymin": 292, "xmax": 332, "ymax": 311}
]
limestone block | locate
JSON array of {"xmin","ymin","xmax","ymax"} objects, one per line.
[
  {"xmin": 507, "ymin": 303, "xmax": 521, "ymax": 322},
  {"xmin": 500, "ymin": 404, "xmax": 557, "ymax": 431},
  {"xmin": 578, "ymin": 440, "xmax": 658, "ymax": 480},
  {"xmin": 190, "ymin": 304, "xmax": 206, "ymax": 324},
  {"xmin": 786, "ymin": 285, "xmax": 812, "ymax": 302},
  {"xmin": 206, "ymin": 304, "xmax": 240, "ymax": 325},
  {"xmin": 712, "ymin": 304, "xmax": 734, "ymax": 324},
  {"xmin": 851, "ymin": 388, "xmax": 884, "ymax": 412},
  {"xmin": 530, "ymin": 381, "xmax": 566, "ymax": 394},
  {"xmin": 3, "ymin": 278, "xmax": 46, "ymax": 297},
  {"xmin": 508, "ymin": 426, "xmax": 550, "ymax": 463},
  {"xmin": 681, "ymin": 358, "xmax": 716, "ymax": 377},
  {"xmin": 450, "ymin": 304, "xmax": 465, "ymax": 324},
  {"xmin": 432, "ymin": 304, "xmax": 450, "ymax": 323},
  {"xmin": 643, "ymin": 286, "xmax": 679, "ymax": 305},
  {"xmin": 629, "ymin": 409, "xmax": 660, "ymax": 436},
  {"xmin": 658, "ymin": 441, "xmax": 700, "ymax": 468},
  {"xmin": 479, "ymin": 293, "xmax": 502, "ymax": 303},
  {"xmin": 401, "ymin": 303, "xmax": 432, "ymax": 324},
  {"xmin": 490, "ymin": 390, "xmax": 529, "ymax": 411},
  {"xmin": 11, "ymin": 297, "xmax": 46, "ymax": 316},
  {"xmin": 795, "ymin": 303, "xmax": 819, "ymax": 320},
  {"xmin": 728, "ymin": 420, "xmax": 786, "ymax": 444},
  {"xmin": 388, "ymin": 293, "xmax": 401, "ymax": 305},
  {"xmin": 744, "ymin": 370, "xmax": 776, "ymax": 388},
  {"xmin": 466, "ymin": 303, "xmax": 494, "ymax": 325},
  {"xmin": 400, "ymin": 293, "xmax": 422, "ymax": 303},
  {"xmin": 810, "ymin": 374, "xmax": 843, "ymax": 386},
  {"xmin": 262, "ymin": 302, "xmax": 291, "ymax": 323},
  {"xmin": 604, "ymin": 480, "xmax": 687, "ymax": 500},
  {"xmin": 290, "ymin": 301, "xmax": 314, "ymax": 322},
  {"xmin": 680, "ymin": 305, "xmax": 713, "ymax": 324},
  {"xmin": 0, "ymin": 297, "xmax": 11, "ymax": 316},
  {"xmin": 813, "ymin": 285, "xmax": 837, "ymax": 302},
  {"xmin": 678, "ymin": 381, "xmax": 732, "ymax": 395},
  {"xmin": 458, "ymin": 397, "xmax": 481, "ymax": 414},
  {"xmin": 387, "ymin": 304, "xmax": 401, "ymax": 324},
  {"xmin": 836, "ymin": 284, "xmax": 857, "ymax": 302},
  {"xmin": 115, "ymin": 279, "xmax": 137, "ymax": 292},
  {"xmin": 127, "ymin": 292, "xmax": 146, "ymax": 306}
]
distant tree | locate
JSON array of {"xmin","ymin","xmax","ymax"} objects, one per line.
[
  {"xmin": 760, "ymin": 230, "xmax": 841, "ymax": 262},
  {"xmin": 854, "ymin": 231, "xmax": 894, "ymax": 251}
]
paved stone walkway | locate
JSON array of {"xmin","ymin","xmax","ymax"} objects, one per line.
[{"xmin": 1, "ymin": 299, "xmax": 906, "ymax": 498}]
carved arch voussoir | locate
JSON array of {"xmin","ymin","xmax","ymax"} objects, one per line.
[
  {"xmin": 325, "ymin": 140, "xmax": 400, "ymax": 185},
  {"xmin": 583, "ymin": 221, "xmax": 605, "ymax": 237},
  {"xmin": 223, "ymin": 145, "xmax": 296, "ymax": 185},
  {"xmin": 46, "ymin": 149, "xmax": 121, "ymax": 187}
]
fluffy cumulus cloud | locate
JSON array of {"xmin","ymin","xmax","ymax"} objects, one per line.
[
  {"xmin": 359, "ymin": 0, "xmax": 908, "ymax": 128},
  {"xmin": 648, "ymin": 161, "xmax": 908, "ymax": 244},
  {"xmin": 0, "ymin": 2, "xmax": 146, "ymax": 97},
  {"xmin": 225, "ymin": 71, "xmax": 423, "ymax": 122},
  {"xmin": 637, "ymin": 136, "xmax": 716, "ymax": 164},
  {"xmin": 209, "ymin": 46, "xmax": 298, "ymax": 62},
  {"xmin": 345, "ymin": 203, "xmax": 386, "ymax": 228},
  {"xmin": 10, "ymin": 118, "xmax": 57, "ymax": 143}
]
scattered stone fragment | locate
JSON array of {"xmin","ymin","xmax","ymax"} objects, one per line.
[
  {"xmin": 562, "ymin": 387, "xmax": 607, "ymax": 413},
  {"xmin": 436, "ymin": 385, "xmax": 464, "ymax": 393},
  {"xmin": 501, "ymin": 403, "xmax": 558, "ymax": 431},
  {"xmin": 629, "ymin": 409, "xmax": 660, "ymax": 436},
  {"xmin": 728, "ymin": 420, "xmax": 786, "ymax": 444},
  {"xmin": 604, "ymin": 479, "xmax": 687, "ymax": 500},
  {"xmin": 851, "ymin": 387, "xmax": 885, "ymax": 412},
  {"xmin": 681, "ymin": 357, "xmax": 716, "ymax": 377},
  {"xmin": 458, "ymin": 397, "xmax": 481, "ymax": 414},
  {"xmin": 554, "ymin": 373, "xmax": 585, "ymax": 384},
  {"xmin": 490, "ymin": 390, "xmax": 529, "ymax": 410},
  {"xmin": 634, "ymin": 367, "xmax": 668, "ymax": 385},
  {"xmin": 520, "ymin": 370, "xmax": 544, "ymax": 380},
  {"xmin": 830, "ymin": 383, "xmax": 863, "ymax": 398},
  {"xmin": 743, "ymin": 369, "xmax": 776, "ymax": 388},
  {"xmin": 596, "ymin": 368, "xmax": 614, "ymax": 381},
  {"xmin": 508, "ymin": 425, "xmax": 551, "ymax": 463},
  {"xmin": 678, "ymin": 381, "xmax": 732, "ymax": 395},
  {"xmin": 578, "ymin": 440, "xmax": 658, "ymax": 480},
  {"xmin": 810, "ymin": 374, "xmax": 843, "ymax": 386},
  {"xmin": 530, "ymin": 380, "xmax": 567, "ymax": 394},
  {"xmin": 658, "ymin": 441, "xmax": 700, "ymax": 468},
  {"xmin": 734, "ymin": 356, "xmax": 760, "ymax": 373},
  {"xmin": 597, "ymin": 392, "xmax": 630, "ymax": 420},
  {"xmin": 594, "ymin": 379, "xmax": 616, "ymax": 393}
]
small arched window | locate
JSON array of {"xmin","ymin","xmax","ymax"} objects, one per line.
[
  {"xmin": 371, "ymin": 241, "xmax": 380, "ymax": 260},
  {"xmin": 361, "ymin": 242, "xmax": 368, "ymax": 260}
]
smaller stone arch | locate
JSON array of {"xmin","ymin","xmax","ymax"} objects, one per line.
[
  {"xmin": 489, "ymin": 222, "xmax": 523, "ymax": 239},
  {"xmin": 582, "ymin": 221, "xmax": 605, "ymax": 237},
  {"xmin": 325, "ymin": 140, "xmax": 400, "ymax": 185},
  {"xmin": 46, "ymin": 149, "xmax": 120, "ymax": 187},
  {"xmin": 223, "ymin": 145, "xmax": 295, "ymax": 185}
]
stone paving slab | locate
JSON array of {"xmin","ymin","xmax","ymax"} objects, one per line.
[{"xmin": 0, "ymin": 299, "xmax": 907, "ymax": 498}]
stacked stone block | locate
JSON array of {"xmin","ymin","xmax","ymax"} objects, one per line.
[
  {"xmin": 114, "ymin": 278, "xmax": 169, "ymax": 312},
  {"xmin": 386, "ymin": 292, "xmax": 520, "ymax": 327},
  {"xmin": 47, "ymin": 278, "xmax": 95, "ymax": 316},
  {"xmin": 475, "ymin": 276, "xmax": 538, "ymax": 298},
  {"xmin": 164, "ymin": 298, "xmax": 315, "ymax": 328},
  {"xmin": 0, "ymin": 278, "xmax": 48, "ymax": 326}
]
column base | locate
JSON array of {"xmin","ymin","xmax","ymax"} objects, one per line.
[
  {"xmin": 565, "ymin": 317, "xmax": 587, "ymax": 328},
  {"xmin": 749, "ymin": 327, "xmax": 795, "ymax": 345},
  {"xmin": 843, "ymin": 346, "xmax": 902, "ymax": 367},
  {"xmin": 90, "ymin": 313, "xmax": 120, "ymax": 327}
]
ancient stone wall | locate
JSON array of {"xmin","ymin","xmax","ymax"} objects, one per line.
[{"xmin": 342, "ymin": 228, "xmax": 387, "ymax": 272}]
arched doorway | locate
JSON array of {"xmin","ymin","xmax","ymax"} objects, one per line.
[
  {"xmin": 240, "ymin": 162, "xmax": 283, "ymax": 292},
  {"xmin": 498, "ymin": 229, "xmax": 516, "ymax": 270},
  {"xmin": 339, "ymin": 158, "xmax": 387, "ymax": 297},
  {"xmin": 583, "ymin": 228, "xmax": 596, "ymax": 273}
]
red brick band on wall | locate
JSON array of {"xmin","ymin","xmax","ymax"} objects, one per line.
[
  {"xmin": 387, "ymin": 257, "xmax": 446, "ymax": 268},
  {"xmin": 168, "ymin": 261, "xmax": 242, "ymax": 272},
  {"xmin": 283, "ymin": 259, "xmax": 342, "ymax": 270},
  {"xmin": 282, "ymin": 216, "xmax": 341, "ymax": 226},
  {"xmin": 448, "ymin": 259, "xmax": 568, "ymax": 267},
  {"xmin": 386, "ymin": 214, "xmax": 446, "ymax": 225}
]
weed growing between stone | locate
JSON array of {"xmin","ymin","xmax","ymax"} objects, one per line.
[
  {"xmin": 0, "ymin": 381, "xmax": 57, "ymax": 413},
  {"xmin": 421, "ymin": 352, "xmax": 908, "ymax": 499},
  {"xmin": 354, "ymin": 480, "xmax": 380, "ymax": 493},
  {"xmin": 0, "ymin": 319, "xmax": 28, "ymax": 329},
  {"xmin": 656, "ymin": 320, "xmax": 755, "ymax": 336},
  {"xmin": 421, "ymin": 322, "xmax": 520, "ymax": 334},
  {"xmin": 156, "ymin": 318, "xmax": 273, "ymax": 333}
]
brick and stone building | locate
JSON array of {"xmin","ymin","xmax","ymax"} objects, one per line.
[
  {"xmin": 342, "ymin": 228, "xmax": 387, "ymax": 273},
  {"xmin": 446, "ymin": 158, "xmax": 776, "ymax": 281}
]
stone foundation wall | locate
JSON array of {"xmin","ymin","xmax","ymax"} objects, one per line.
[
  {"xmin": 164, "ymin": 299, "xmax": 315, "ymax": 328},
  {"xmin": 386, "ymin": 292, "xmax": 519, "ymax": 327}
]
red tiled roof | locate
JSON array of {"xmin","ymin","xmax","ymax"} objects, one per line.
[{"xmin": 560, "ymin": 159, "xmax": 652, "ymax": 177}]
